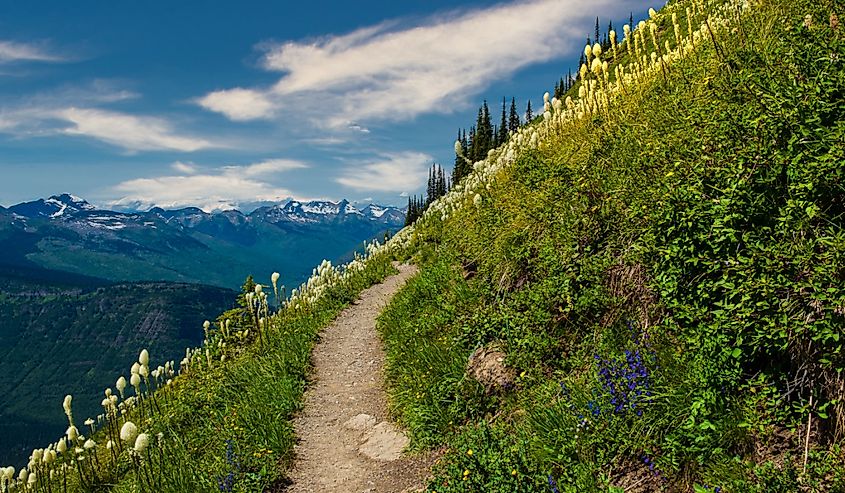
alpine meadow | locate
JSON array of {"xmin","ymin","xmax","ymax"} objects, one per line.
[{"xmin": 1, "ymin": 0, "xmax": 844, "ymax": 491}]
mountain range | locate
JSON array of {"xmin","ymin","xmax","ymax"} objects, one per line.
[
  {"xmin": 0, "ymin": 194, "xmax": 405, "ymax": 289},
  {"xmin": 0, "ymin": 193, "xmax": 404, "ymax": 466}
]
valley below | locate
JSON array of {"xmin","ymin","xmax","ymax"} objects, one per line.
[
  {"xmin": 0, "ymin": 194, "xmax": 405, "ymax": 466},
  {"xmin": 0, "ymin": 264, "xmax": 237, "ymax": 466}
]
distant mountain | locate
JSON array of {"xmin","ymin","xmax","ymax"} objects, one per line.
[
  {"xmin": 7, "ymin": 193, "xmax": 96, "ymax": 218},
  {"xmin": 0, "ymin": 195, "xmax": 405, "ymax": 289},
  {"xmin": 0, "ymin": 194, "xmax": 404, "ymax": 467},
  {"xmin": 0, "ymin": 263, "xmax": 237, "ymax": 467}
]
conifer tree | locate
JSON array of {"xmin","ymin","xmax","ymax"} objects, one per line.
[
  {"xmin": 480, "ymin": 100, "xmax": 493, "ymax": 155},
  {"xmin": 404, "ymin": 196, "xmax": 413, "ymax": 226},
  {"xmin": 426, "ymin": 167, "xmax": 437, "ymax": 206},
  {"xmin": 471, "ymin": 107, "xmax": 482, "ymax": 162},
  {"xmin": 461, "ymin": 129, "xmax": 469, "ymax": 176},
  {"xmin": 436, "ymin": 165, "xmax": 446, "ymax": 198},
  {"xmin": 468, "ymin": 125, "xmax": 477, "ymax": 163},
  {"xmin": 525, "ymin": 100, "xmax": 533, "ymax": 124},
  {"xmin": 498, "ymin": 97, "xmax": 507, "ymax": 146},
  {"xmin": 508, "ymin": 97, "xmax": 520, "ymax": 134},
  {"xmin": 453, "ymin": 128, "xmax": 464, "ymax": 183},
  {"xmin": 469, "ymin": 101, "xmax": 494, "ymax": 161},
  {"xmin": 595, "ymin": 17, "xmax": 601, "ymax": 45}
]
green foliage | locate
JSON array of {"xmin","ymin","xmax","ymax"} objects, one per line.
[
  {"xmin": 379, "ymin": 0, "xmax": 845, "ymax": 490},
  {"xmin": 378, "ymin": 252, "xmax": 492, "ymax": 448},
  {"xmin": 425, "ymin": 423, "xmax": 547, "ymax": 493}
]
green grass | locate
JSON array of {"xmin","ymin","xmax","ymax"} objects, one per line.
[
  {"xmin": 11, "ymin": 251, "xmax": 397, "ymax": 493},
  {"xmin": 378, "ymin": 0, "xmax": 845, "ymax": 491}
]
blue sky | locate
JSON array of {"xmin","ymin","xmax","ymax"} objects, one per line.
[{"xmin": 0, "ymin": 0, "xmax": 652, "ymax": 211}]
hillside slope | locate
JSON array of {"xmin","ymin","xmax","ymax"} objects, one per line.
[
  {"xmin": 0, "ymin": 265, "xmax": 236, "ymax": 467},
  {"xmin": 378, "ymin": 0, "xmax": 845, "ymax": 491},
  {"xmin": 0, "ymin": 238, "xmax": 403, "ymax": 492}
]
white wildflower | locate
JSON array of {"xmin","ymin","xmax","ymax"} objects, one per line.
[
  {"xmin": 133, "ymin": 433, "xmax": 150, "ymax": 454},
  {"xmin": 120, "ymin": 421, "xmax": 138, "ymax": 443}
]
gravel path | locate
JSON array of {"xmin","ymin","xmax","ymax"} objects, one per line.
[{"xmin": 282, "ymin": 263, "xmax": 435, "ymax": 493}]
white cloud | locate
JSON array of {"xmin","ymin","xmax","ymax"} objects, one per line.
[
  {"xmin": 347, "ymin": 123, "xmax": 369, "ymax": 134},
  {"xmin": 0, "ymin": 81, "xmax": 217, "ymax": 152},
  {"xmin": 198, "ymin": 0, "xmax": 641, "ymax": 128},
  {"xmin": 0, "ymin": 40, "xmax": 62, "ymax": 63},
  {"xmin": 57, "ymin": 108, "xmax": 215, "ymax": 152},
  {"xmin": 302, "ymin": 136, "xmax": 348, "ymax": 146},
  {"xmin": 171, "ymin": 161, "xmax": 198, "ymax": 174},
  {"xmin": 238, "ymin": 158, "xmax": 309, "ymax": 176},
  {"xmin": 336, "ymin": 151, "xmax": 432, "ymax": 192},
  {"xmin": 199, "ymin": 87, "xmax": 275, "ymax": 121},
  {"xmin": 111, "ymin": 158, "xmax": 309, "ymax": 212}
]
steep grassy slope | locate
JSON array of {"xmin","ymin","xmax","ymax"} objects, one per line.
[
  {"xmin": 0, "ymin": 240, "xmax": 403, "ymax": 492},
  {"xmin": 0, "ymin": 265, "xmax": 236, "ymax": 467},
  {"xmin": 379, "ymin": 0, "xmax": 844, "ymax": 491}
]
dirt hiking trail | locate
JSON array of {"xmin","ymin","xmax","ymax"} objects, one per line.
[{"xmin": 282, "ymin": 263, "xmax": 435, "ymax": 493}]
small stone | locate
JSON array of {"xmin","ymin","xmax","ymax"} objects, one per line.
[
  {"xmin": 466, "ymin": 343, "xmax": 516, "ymax": 394},
  {"xmin": 343, "ymin": 413, "xmax": 376, "ymax": 432},
  {"xmin": 358, "ymin": 422, "xmax": 409, "ymax": 461}
]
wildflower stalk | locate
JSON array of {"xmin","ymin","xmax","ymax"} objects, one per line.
[
  {"xmin": 687, "ymin": 8, "xmax": 695, "ymax": 44},
  {"xmin": 38, "ymin": 468, "xmax": 48, "ymax": 493},
  {"xmin": 803, "ymin": 390, "xmax": 814, "ymax": 475},
  {"xmin": 704, "ymin": 16, "xmax": 725, "ymax": 61},
  {"xmin": 130, "ymin": 455, "xmax": 143, "ymax": 489},
  {"xmin": 140, "ymin": 457, "xmax": 154, "ymax": 489},
  {"xmin": 88, "ymin": 455, "xmax": 97, "ymax": 485},
  {"xmin": 74, "ymin": 460, "xmax": 85, "ymax": 490}
]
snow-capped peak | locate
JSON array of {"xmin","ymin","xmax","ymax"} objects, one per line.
[
  {"xmin": 8, "ymin": 194, "xmax": 96, "ymax": 219},
  {"xmin": 46, "ymin": 194, "xmax": 97, "ymax": 217},
  {"xmin": 362, "ymin": 204, "xmax": 388, "ymax": 218}
]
